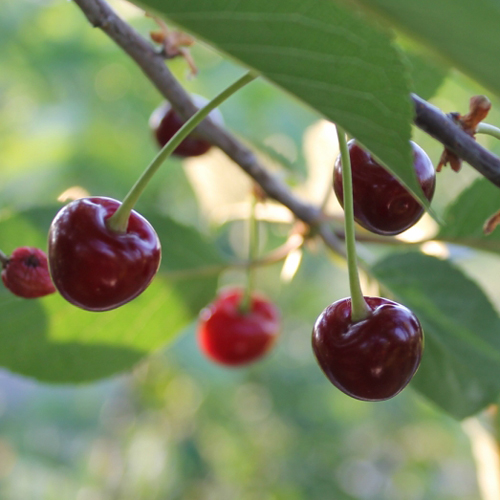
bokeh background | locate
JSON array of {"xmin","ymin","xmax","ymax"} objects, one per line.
[{"xmin": 3, "ymin": 0, "xmax": 500, "ymax": 498}]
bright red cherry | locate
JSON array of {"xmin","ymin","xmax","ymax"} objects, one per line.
[
  {"xmin": 149, "ymin": 95, "xmax": 223, "ymax": 157},
  {"xmin": 198, "ymin": 288, "xmax": 280, "ymax": 366},
  {"xmin": 333, "ymin": 140, "xmax": 436, "ymax": 235},
  {"xmin": 312, "ymin": 297, "xmax": 423, "ymax": 401},
  {"xmin": 48, "ymin": 197, "xmax": 161, "ymax": 312},
  {"xmin": 1, "ymin": 247, "xmax": 56, "ymax": 298}
]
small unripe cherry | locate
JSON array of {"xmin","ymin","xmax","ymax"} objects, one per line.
[{"xmin": 1, "ymin": 247, "xmax": 56, "ymax": 299}]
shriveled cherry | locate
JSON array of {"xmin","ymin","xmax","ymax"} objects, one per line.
[
  {"xmin": 149, "ymin": 95, "xmax": 223, "ymax": 157},
  {"xmin": 198, "ymin": 288, "xmax": 280, "ymax": 366},
  {"xmin": 333, "ymin": 140, "xmax": 435, "ymax": 235},
  {"xmin": 312, "ymin": 296, "xmax": 423, "ymax": 401},
  {"xmin": 48, "ymin": 197, "xmax": 161, "ymax": 312},
  {"xmin": 1, "ymin": 247, "xmax": 56, "ymax": 298}
]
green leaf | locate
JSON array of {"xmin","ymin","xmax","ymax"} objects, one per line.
[
  {"xmin": 402, "ymin": 49, "xmax": 447, "ymax": 101},
  {"xmin": 372, "ymin": 252, "xmax": 500, "ymax": 419},
  {"xmin": 346, "ymin": 0, "xmax": 500, "ymax": 97},
  {"xmin": 412, "ymin": 334, "xmax": 494, "ymax": 419},
  {"xmin": 437, "ymin": 178, "xmax": 500, "ymax": 254},
  {"xmin": 136, "ymin": 0, "xmax": 425, "ymax": 202},
  {"xmin": 0, "ymin": 206, "xmax": 225, "ymax": 383}
]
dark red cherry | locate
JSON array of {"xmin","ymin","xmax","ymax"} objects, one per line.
[
  {"xmin": 149, "ymin": 95, "xmax": 223, "ymax": 157},
  {"xmin": 333, "ymin": 140, "xmax": 435, "ymax": 235},
  {"xmin": 48, "ymin": 197, "xmax": 161, "ymax": 312},
  {"xmin": 198, "ymin": 288, "xmax": 280, "ymax": 366},
  {"xmin": 312, "ymin": 297, "xmax": 423, "ymax": 401},
  {"xmin": 1, "ymin": 247, "xmax": 56, "ymax": 298}
]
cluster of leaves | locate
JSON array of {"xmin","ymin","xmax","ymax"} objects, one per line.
[{"xmin": 3, "ymin": 0, "xmax": 500, "ymax": 424}]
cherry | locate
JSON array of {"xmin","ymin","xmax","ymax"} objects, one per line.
[
  {"xmin": 48, "ymin": 197, "xmax": 161, "ymax": 312},
  {"xmin": 1, "ymin": 247, "xmax": 56, "ymax": 298},
  {"xmin": 333, "ymin": 140, "xmax": 436, "ymax": 235},
  {"xmin": 312, "ymin": 296, "xmax": 423, "ymax": 401},
  {"xmin": 197, "ymin": 288, "xmax": 280, "ymax": 366},
  {"xmin": 149, "ymin": 95, "xmax": 223, "ymax": 157}
]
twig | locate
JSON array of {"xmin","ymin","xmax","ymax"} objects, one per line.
[
  {"xmin": 71, "ymin": 0, "xmax": 337, "ymax": 244},
  {"xmin": 412, "ymin": 94, "xmax": 500, "ymax": 187},
  {"xmin": 71, "ymin": 0, "xmax": 500, "ymax": 256}
]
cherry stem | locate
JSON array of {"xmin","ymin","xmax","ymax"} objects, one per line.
[
  {"xmin": 239, "ymin": 195, "xmax": 258, "ymax": 314},
  {"xmin": 0, "ymin": 250, "xmax": 9, "ymax": 267},
  {"xmin": 336, "ymin": 126, "xmax": 370, "ymax": 323},
  {"xmin": 476, "ymin": 122, "xmax": 500, "ymax": 141},
  {"xmin": 107, "ymin": 70, "xmax": 258, "ymax": 233}
]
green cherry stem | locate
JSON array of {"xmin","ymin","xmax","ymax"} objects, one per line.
[
  {"xmin": 476, "ymin": 122, "xmax": 500, "ymax": 141},
  {"xmin": 336, "ymin": 126, "xmax": 370, "ymax": 322},
  {"xmin": 107, "ymin": 71, "xmax": 258, "ymax": 233},
  {"xmin": 240, "ymin": 194, "xmax": 259, "ymax": 313}
]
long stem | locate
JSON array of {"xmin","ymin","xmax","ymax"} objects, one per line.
[
  {"xmin": 107, "ymin": 70, "xmax": 258, "ymax": 233},
  {"xmin": 336, "ymin": 126, "xmax": 370, "ymax": 322},
  {"xmin": 240, "ymin": 195, "xmax": 258, "ymax": 313},
  {"xmin": 476, "ymin": 123, "xmax": 500, "ymax": 141}
]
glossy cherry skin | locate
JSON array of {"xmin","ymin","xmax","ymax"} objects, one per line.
[
  {"xmin": 1, "ymin": 247, "xmax": 56, "ymax": 298},
  {"xmin": 149, "ymin": 95, "xmax": 223, "ymax": 157},
  {"xmin": 198, "ymin": 288, "xmax": 280, "ymax": 366},
  {"xmin": 312, "ymin": 297, "xmax": 423, "ymax": 401},
  {"xmin": 333, "ymin": 140, "xmax": 436, "ymax": 235},
  {"xmin": 48, "ymin": 197, "xmax": 161, "ymax": 312}
]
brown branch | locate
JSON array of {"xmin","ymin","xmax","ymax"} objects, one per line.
[
  {"xmin": 71, "ymin": 0, "xmax": 500, "ymax": 258},
  {"xmin": 412, "ymin": 94, "xmax": 500, "ymax": 187},
  {"xmin": 71, "ymin": 0, "xmax": 346, "ymax": 249}
]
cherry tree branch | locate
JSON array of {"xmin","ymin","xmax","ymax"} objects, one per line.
[
  {"xmin": 72, "ymin": 0, "xmax": 335, "ymax": 237},
  {"xmin": 71, "ymin": 0, "xmax": 500, "ymax": 257},
  {"xmin": 412, "ymin": 94, "xmax": 500, "ymax": 186}
]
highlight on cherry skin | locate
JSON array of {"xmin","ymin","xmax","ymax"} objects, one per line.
[
  {"xmin": 197, "ymin": 288, "xmax": 280, "ymax": 366},
  {"xmin": 149, "ymin": 94, "xmax": 224, "ymax": 157},
  {"xmin": 312, "ymin": 296, "xmax": 423, "ymax": 401},
  {"xmin": 1, "ymin": 247, "xmax": 56, "ymax": 299},
  {"xmin": 48, "ymin": 196, "xmax": 161, "ymax": 312},
  {"xmin": 333, "ymin": 140, "xmax": 436, "ymax": 235}
]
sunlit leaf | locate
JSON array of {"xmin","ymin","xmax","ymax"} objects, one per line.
[
  {"xmin": 372, "ymin": 252, "xmax": 500, "ymax": 418},
  {"xmin": 345, "ymin": 0, "xmax": 500, "ymax": 97}
]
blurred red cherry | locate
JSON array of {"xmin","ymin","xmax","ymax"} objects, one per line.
[{"xmin": 198, "ymin": 288, "xmax": 280, "ymax": 366}]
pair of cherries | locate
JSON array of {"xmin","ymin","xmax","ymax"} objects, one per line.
[
  {"xmin": 1, "ymin": 197, "xmax": 161, "ymax": 312},
  {"xmin": 45, "ymin": 101, "xmax": 218, "ymax": 310},
  {"xmin": 2, "ymin": 101, "xmax": 203, "ymax": 305},
  {"xmin": 2, "ymin": 101, "xmax": 279, "ymax": 368},
  {"xmin": 312, "ymin": 139, "xmax": 435, "ymax": 401},
  {"xmin": 149, "ymin": 110, "xmax": 435, "ymax": 383},
  {"xmin": 3, "ymin": 100, "xmax": 216, "ymax": 308},
  {"xmin": 196, "ymin": 138, "xmax": 436, "ymax": 377}
]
